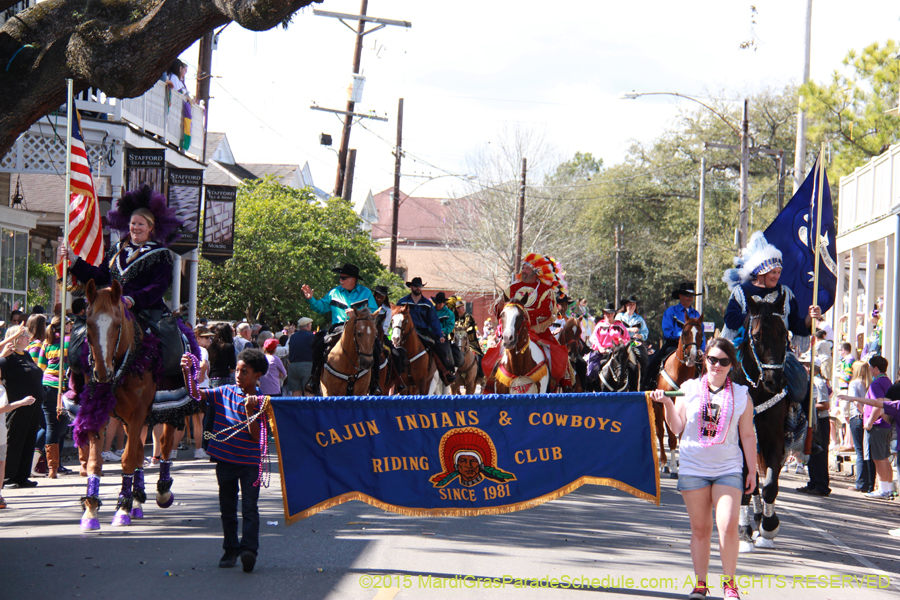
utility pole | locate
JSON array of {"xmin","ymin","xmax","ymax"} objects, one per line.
[
  {"xmin": 696, "ymin": 158, "xmax": 706, "ymax": 315},
  {"xmin": 739, "ymin": 99, "xmax": 750, "ymax": 249},
  {"xmin": 794, "ymin": 0, "xmax": 813, "ymax": 193},
  {"xmin": 389, "ymin": 98, "xmax": 403, "ymax": 274},
  {"xmin": 313, "ymin": 4, "xmax": 411, "ymax": 198},
  {"xmin": 614, "ymin": 225, "xmax": 621, "ymax": 303},
  {"xmin": 342, "ymin": 149, "xmax": 357, "ymax": 202},
  {"xmin": 196, "ymin": 30, "xmax": 214, "ymax": 163},
  {"xmin": 513, "ymin": 157, "xmax": 527, "ymax": 271}
]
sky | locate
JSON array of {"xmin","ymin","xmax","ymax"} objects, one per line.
[{"xmin": 180, "ymin": 0, "xmax": 900, "ymax": 202}]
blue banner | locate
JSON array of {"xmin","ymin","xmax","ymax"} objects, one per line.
[
  {"xmin": 267, "ymin": 393, "xmax": 660, "ymax": 523},
  {"xmin": 764, "ymin": 155, "xmax": 838, "ymax": 313}
]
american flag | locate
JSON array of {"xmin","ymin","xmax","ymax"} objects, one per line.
[{"xmin": 61, "ymin": 110, "xmax": 104, "ymax": 274}]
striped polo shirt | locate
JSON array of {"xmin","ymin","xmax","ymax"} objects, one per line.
[{"xmin": 206, "ymin": 385, "xmax": 262, "ymax": 466}]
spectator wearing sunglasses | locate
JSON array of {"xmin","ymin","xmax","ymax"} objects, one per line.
[
  {"xmin": 649, "ymin": 337, "xmax": 756, "ymax": 600},
  {"xmin": 300, "ymin": 263, "xmax": 377, "ymax": 394}
]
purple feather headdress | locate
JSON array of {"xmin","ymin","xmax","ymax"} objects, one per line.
[{"xmin": 107, "ymin": 185, "xmax": 182, "ymax": 248}]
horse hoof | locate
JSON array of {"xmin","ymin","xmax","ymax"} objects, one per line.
[
  {"xmin": 157, "ymin": 492, "xmax": 174, "ymax": 509},
  {"xmin": 111, "ymin": 511, "xmax": 131, "ymax": 527},
  {"xmin": 80, "ymin": 517, "xmax": 101, "ymax": 531},
  {"xmin": 131, "ymin": 506, "xmax": 144, "ymax": 519},
  {"xmin": 755, "ymin": 537, "xmax": 775, "ymax": 549},
  {"xmin": 738, "ymin": 541, "xmax": 755, "ymax": 553}
]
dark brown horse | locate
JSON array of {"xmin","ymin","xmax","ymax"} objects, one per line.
[
  {"xmin": 320, "ymin": 308, "xmax": 377, "ymax": 396},
  {"xmin": 489, "ymin": 302, "xmax": 549, "ymax": 394},
  {"xmin": 449, "ymin": 326, "xmax": 480, "ymax": 395},
  {"xmin": 390, "ymin": 306, "xmax": 441, "ymax": 395},
  {"xmin": 653, "ymin": 315, "xmax": 704, "ymax": 472},
  {"xmin": 556, "ymin": 317, "xmax": 586, "ymax": 392},
  {"xmin": 79, "ymin": 280, "xmax": 178, "ymax": 530}
]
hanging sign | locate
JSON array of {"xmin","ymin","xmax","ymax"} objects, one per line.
[
  {"xmin": 201, "ymin": 185, "xmax": 237, "ymax": 264},
  {"xmin": 168, "ymin": 168, "xmax": 204, "ymax": 256},
  {"xmin": 124, "ymin": 148, "xmax": 165, "ymax": 192}
]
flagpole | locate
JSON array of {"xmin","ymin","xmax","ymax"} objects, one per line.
[
  {"xmin": 57, "ymin": 79, "xmax": 74, "ymax": 417},
  {"xmin": 803, "ymin": 143, "xmax": 827, "ymax": 456}
]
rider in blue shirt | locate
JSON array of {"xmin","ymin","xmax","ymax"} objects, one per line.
[
  {"xmin": 301, "ymin": 263, "xmax": 380, "ymax": 394},
  {"xmin": 397, "ymin": 278, "xmax": 456, "ymax": 384},
  {"xmin": 644, "ymin": 282, "xmax": 705, "ymax": 388}
]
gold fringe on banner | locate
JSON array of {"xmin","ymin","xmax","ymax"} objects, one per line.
[{"xmin": 267, "ymin": 400, "xmax": 662, "ymax": 527}]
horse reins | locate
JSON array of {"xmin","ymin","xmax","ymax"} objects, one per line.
[{"xmin": 742, "ymin": 315, "xmax": 786, "ymax": 389}]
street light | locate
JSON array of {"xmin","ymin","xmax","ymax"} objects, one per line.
[{"xmin": 622, "ymin": 90, "xmax": 750, "ymax": 249}]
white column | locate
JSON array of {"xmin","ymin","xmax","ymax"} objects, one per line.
[
  {"xmin": 883, "ymin": 235, "xmax": 894, "ymax": 370},
  {"xmin": 171, "ymin": 251, "xmax": 182, "ymax": 312},
  {"xmin": 188, "ymin": 248, "xmax": 199, "ymax": 326},
  {"xmin": 893, "ymin": 219, "xmax": 900, "ymax": 373},
  {"xmin": 848, "ymin": 247, "xmax": 860, "ymax": 354},
  {"xmin": 831, "ymin": 251, "xmax": 846, "ymax": 390},
  {"xmin": 865, "ymin": 242, "xmax": 877, "ymax": 342}
]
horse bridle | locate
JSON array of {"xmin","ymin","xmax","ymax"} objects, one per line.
[
  {"xmin": 503, "ymin": 303, "xmax": 530, "ymax": 355},
  {"xmin": 87, "ymin": 311, "xmax": 132, "ymax": 385},
  {"xmin": 741, "ymin": 314, "xmax": 786, "ymax": 389}
]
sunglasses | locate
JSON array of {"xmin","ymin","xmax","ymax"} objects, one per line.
[
  {"xmin": 339, "ymin": 275, "xmax": 350, "ymax": 281},
  {"xmin": 706, "ymin": 355, "xmax": 732, "ymax": 367}
]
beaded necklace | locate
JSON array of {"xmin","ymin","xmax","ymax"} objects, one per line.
[{"xmin": 698, "ymin": 374, "xmax": 734, "ymax": 447}]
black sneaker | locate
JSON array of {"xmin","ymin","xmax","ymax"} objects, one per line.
[
  {"xmin": 218, "ymin": 551, "xmax": 238, "ymax": 568},
  {"xmin": 240, "ymin": 550, "xmax": 257, "ymax": 573},
  {"xmin": 7, "ymin": 479, "xmax": 38, "ymax": 489}
]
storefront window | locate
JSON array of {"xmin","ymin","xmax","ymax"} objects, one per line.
[{"xmin": 0, "ymin": 227, "xmax": 28, "ymax": 320}]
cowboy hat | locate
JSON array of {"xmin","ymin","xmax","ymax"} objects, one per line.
[
  {"xmin": 432, "ymin": 292, "xmax": 449, "ymax": 305},
  {"xmin": 620, "ymin": 294, "xmax": 639, "ymax": 307},
  {"xmin": 405, "ymin": 277, "xmax": 427, "ymax": 288},
  {"xmin": 602, "ymin": 301, "xmax": 617, "ymax": 313},
  {"xmin": 331, "ymin": 263, "xmax": 363, "ymax": 280},
  {"xmin": 373, "ymin": 285, "xmax": 390, "ymax": 297},
  {"xmin": 671, "ymin": 282, "xmax": 702, "ymax": 299}
]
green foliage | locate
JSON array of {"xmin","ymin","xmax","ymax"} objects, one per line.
[
  {"xmin": 800, "ymin": 40, "xmax": 900, "ymax": 181},
  {"xmin": 197, "ymin": 178, "xmax": 402, "ymax": 327},
  {"xmin": 26, "ymin": 260, "xmax": 56, "ymax": 311},
  {"xmin": 546, "ymin": 151, "xmax": 603, "ymax": 184}
]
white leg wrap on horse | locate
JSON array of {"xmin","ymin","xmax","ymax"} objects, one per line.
[
  {"xmin": 752, "ymin": 494, "xmax": 763, "ymax": 515},
  {"xmin": 739, "ymin": 505, "xmax": 753, "ymax": 527},
  {"xmin": 763, "ymin": 501, "xmax": 776, "ymax": 518}
]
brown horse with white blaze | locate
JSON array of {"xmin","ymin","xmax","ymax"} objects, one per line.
[
  {"xmin": 320, "ymin": 307, "xmax": 377, "ymax": 396},
  {"xmin": 653, "ymin": 315, "xmax": 704, "ymax": 472},
  {"xmin": 489, "ymin": 302, "xmax": 549, "ymax": 394},
  {"xmin": 79, "ymin": 280, "xmax": 179, "ymax": 530}
]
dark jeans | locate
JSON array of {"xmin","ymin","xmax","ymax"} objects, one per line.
[
  {"xmin": 417, "ymin": 330, "xmax": 454, "ymax": 372},
  {"xmin": 41, "ymin": 385, "xmax": 69, "ymax": 445},
  {"xmin": 216, "ymin": 461, "xmax": 260, "ymax": 554},
  {"xmin": 849, "ymin": 416, "xmax": 875, "ymax": 492},
  {"xmin": 807, "ymin": 415, "xmax": 831, "ymax": 493}
]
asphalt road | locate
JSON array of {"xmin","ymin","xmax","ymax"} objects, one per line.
[{"xmin": 2, "ymin": 450, "xmax": 899, "ymax": 600}]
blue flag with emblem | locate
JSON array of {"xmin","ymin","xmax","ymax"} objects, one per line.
[
  {"xmin": 266, "ymin": 393, "xmax": 660, "ymax": 523},
  {"xmin": 763, "ymin": 154, "xmax": 837, "ymax": 314}
]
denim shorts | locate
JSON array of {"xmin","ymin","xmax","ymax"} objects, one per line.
[{"xmin": 677, "ymin": 472, "xmax": 743, "ymax": 492}]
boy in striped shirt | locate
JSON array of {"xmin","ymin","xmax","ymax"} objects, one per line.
[{"xmin": 181, "ymin": 348, "xmax": 268, "ymax": 572}]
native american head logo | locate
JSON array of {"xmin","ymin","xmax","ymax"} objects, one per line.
[{"xmin": 430, "ymin": 428, "xmax": 516, "ymax": 488}]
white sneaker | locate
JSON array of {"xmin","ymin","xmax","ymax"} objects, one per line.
[
  {"xmin": 795, "ymin": 465, "xmax": 806, "ymax": 474},
  {"xmin": 888, "ymin": 528, "xmax": 900, "ymax": 537},
  {"xmin": 142, "ymin": 457, "xmax": 152, "ymax": 467},
  {"xmin": 193, "ymin": 448, "xmax": 209, "ymax": 460},
  {"xmin": 865, "ymin": 489, "xmax": 893, "ymax": 499},
  {"xmin": 101, "ymin": 451, "xmax": 120, "ymax": 462},
  {"xmin": 169, "ymin": 449, "xmax": 178, "ymax": 460},
  {"xmin": 114, "ymin": 448, "xmax": 125, "ymax": 457}
]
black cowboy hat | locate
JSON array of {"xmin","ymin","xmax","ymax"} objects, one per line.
[
  {"xmin": 602, "ymin": 301, "xmax": 617, "ymax": 313},
  {"xmin": 331, "ymin": 263, "xmax": 363, "ymax": 280},
  {"xmin": 557, "ymin": 292, "xmax": 572, "ymax": 304},
  {"xmin": 373, "ymin": 285, "xmax": 389, "ymax": 297},
  {"xmin": 620, "ymin": 294, "xmax": 639, "ymax": 307},
  {"xmin": 405, "ymin": 277, "xmax": 426, "ymax": 288},
  {"xmin": 432, "ymin": 291, "xmax": 449, "ymax": 304},
  {"xmin": 671, "ymin": 282, "xmax": 702, "ymax": 299}
]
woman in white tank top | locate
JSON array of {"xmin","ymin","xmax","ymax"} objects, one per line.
[{"xmin": 649, "ymin": 338, "xmax": 758, "ymax": 600}]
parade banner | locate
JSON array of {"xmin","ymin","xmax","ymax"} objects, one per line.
[
  {"xmin": 125, "ymin": 148, "xmax": 165, "ymax": 192},
  {"xmin": 201, "ymin": 185, "xmax": 237, "ymax": 264},
  {"xmin": 267, "ymin": 392, "xmax": 660, "ymax": 524},
  {"xmin": 167, "ymin": 168, "xmax": 203, "ymax": 255}
]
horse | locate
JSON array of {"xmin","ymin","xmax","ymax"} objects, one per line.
[
  {"xmin": 320, "ymin": 307, "xmax": 377, "ymax": 396},
  {"xmin": 653, "ymin": 315, "xmax": 705, "ymax": 473},
  {"xmin": 734, "ymin": 295, "xmax": 790, "ymax": 552},
  {"xmin": 389, "ymin": 306, "xmax": 443, "ymax": 395},
  {"xmin": 556, "ymin": 318, "xmax": 587, "ymax": 392},
  {"xmin": 488, "ymin": 302, "xmax": 549, "ymax": 395},
  {"xmin": 449, "ymin": 326, "xmax": 480, "ymax": 395},
  {"xmin": 75, "ymin": 280, "xmax": 183, "ymax": 530}
]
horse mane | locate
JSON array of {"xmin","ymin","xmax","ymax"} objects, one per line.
[{"xmin": 89, "ymin": 288, "xmax": 135, "ymax": 350}]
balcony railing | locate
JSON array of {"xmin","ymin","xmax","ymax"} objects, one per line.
[{"xmin": 838, "ymin": 143, "xmax": 900, "ymax": 235}]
